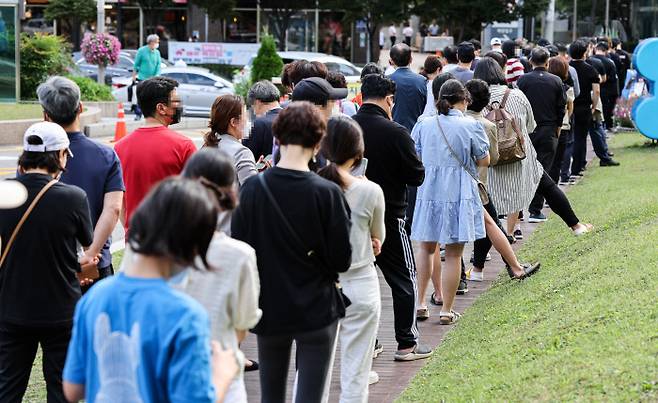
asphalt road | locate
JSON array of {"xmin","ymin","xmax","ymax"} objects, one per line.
[{"xmin": 1, "ymin": 128, "xmax": 208, "ymax": 251}]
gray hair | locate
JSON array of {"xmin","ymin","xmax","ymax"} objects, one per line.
[
  {"xmin": 247, "ymin": 80, "xmax": 280, "ymax": 105},
  {"xmin": 147, "ymin": 34, "xmax": 159, "ymax": 44},
  {"xmin": 36, "ymin": 76, "xmax": 81, "ymax": 126}
]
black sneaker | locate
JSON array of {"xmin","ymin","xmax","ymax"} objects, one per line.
[
  {"xmin": 456, "ymin": 279, "xmax": 468, "ymax": 295},
  {"xmin": 514, "ymin": 229, "xmax": 523, "ymax": 240},
  {"xmin": 518, "ymin": 211, "xmax": 524, "ymax": 221},
  {"xmin": 600, "ymin": 159, "xmax": 620, "ymax": 167},
  {"xmin": 373, "ymin": 340, "xmax": 383, "ymax": 359},
  {"xmin": 528, "ymin": 213, "xmax": 547, "ymax": 223}
]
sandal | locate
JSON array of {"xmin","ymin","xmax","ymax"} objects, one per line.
[
  {"xmin": 430, "ymin": 292, "xmax": 443, "ymax": 306},
  {"xmin": 244, "ymin": 359, "xmax": 259, "ymax": 372},
  {"xmin": 416, "ymin": 307, "xmax": 430, "ymax": 321},
  {"xmin": 512, "ymin": 262, "xmax": 541, "ymax": 280},
  {"xmin": 439, "ymin": 310, "xmax": 461, "ymax": 325}
]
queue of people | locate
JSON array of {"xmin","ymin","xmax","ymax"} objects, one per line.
[{"xmin": 0, "ymin": 36, "xmax": 626, "ymax": 403}]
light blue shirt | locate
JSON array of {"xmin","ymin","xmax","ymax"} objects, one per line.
[{"xmin": 63, "ymin": 273, "xmax": 216, "ymax": 403}]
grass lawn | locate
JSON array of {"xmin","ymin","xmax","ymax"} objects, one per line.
[
  {"xmin": 398, "ymin": 132, "xmax": 658, "ymax": 401},
  {"xmin": 0, "ymin": 103, "xmax": 44, "ymax": 121}
]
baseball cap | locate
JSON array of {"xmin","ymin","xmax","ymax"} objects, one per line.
[
  {"xmin": 0, "ymin": 181, "xmax": 28, "ymax": 209},
  {"xmin": 490, "ymin": 38, "xmax": 502, "ymax": 46},
  {"xmin": 292, "ymin": 77, "xmax": 348, "ymax": 105},
  {"xmin": 23, "ymin": 122, "xmax": 73, "ymax": 157}
]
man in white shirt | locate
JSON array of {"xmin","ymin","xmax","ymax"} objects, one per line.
[
  {"xmin": 403, "ymin": 25, "xmax": 414, "ymax": 47},
  {"xmin": 389, "ymin": 24, "xmax": 397, "ymax": 47}
]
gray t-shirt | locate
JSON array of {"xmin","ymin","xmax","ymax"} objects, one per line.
[{"xmin": 452, "ymin": 66, "xmax": 474, "ymax": 84}]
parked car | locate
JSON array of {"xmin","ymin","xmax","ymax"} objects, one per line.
[
  {"xmin": 71, "ymin": 50, "xmax": 172, "ymax": 85},
  {"xmin": 22, "ymin": 18, "xmax": 54, "ymax": 35},
  {"xmin": 112, "ymin": 66, "xmax": 235, "ymax": 117}
]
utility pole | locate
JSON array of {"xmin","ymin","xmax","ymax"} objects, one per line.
[
  {"xmin": 572, "ymin": 0, "xmax": 577, "ymax": 42},
  {"xmin": 97, "ymin": 0, "xmax": 106, "ymax": 85},
  {"xmin": 604, "ymin": 0, "xmax": 610, "ymax": 36},
  {"xmin": 314, "ymin": 0, "xmax": 319, "ymax": 52},
  {"xmin": 545, "ymin": 0, "xmax": 555, "ymax": 43},
  {"xmin": 256, "ymin": 0, "xmax": 261, "ymax": 43}
]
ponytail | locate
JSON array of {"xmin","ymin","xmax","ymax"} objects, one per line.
[
  {"xmin": 437, "ymin": 99, "xmax": 452, "ymax": 115},
  {"xmin": 203, "ymin": 130, "xmax": 219, "ymax": 148},
  {"xmin": 436, "ymin": 78, "xmax": 468, "ymax": 116},
  {"xmin": 318, "ymin": 162, "xmax": 346, "ymax": 189}
]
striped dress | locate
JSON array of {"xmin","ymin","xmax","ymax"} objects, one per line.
[{"xmin": 484, "ymin": 85, "xmax": 543, "ymax": 215}]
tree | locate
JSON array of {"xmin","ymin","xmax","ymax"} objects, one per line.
[
  {"xmin": 251, "ymin": 34, "xmax": 284, "ymax": 82},
  {"xmin": 44, "ymin": 0, "xmax": 96, "ymax": 50},
  {"xmin": 260, "ymin": 0, "xmax": 317, "ymax": 51},
  {"xmin": 20, "ymin": 33, "xmax": 72, "ymax": 99}
]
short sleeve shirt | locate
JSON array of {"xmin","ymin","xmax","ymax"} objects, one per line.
[
  {"xmin": 63, "ymin": 273, "xmax": 216, "ymax": 403},
  {"xmin": 60, "ymin": 132, "xmax": 125, "ymax": 268},
  {"xmin": 570, "ymin": 60, "xmax": 601, "ymax": 111},
  {"xmin": 115, "ymin": 126, "xmax": 197, "ymax": 232}
]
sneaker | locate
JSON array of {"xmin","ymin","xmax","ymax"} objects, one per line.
[
  {"xmin": 514, "ymin": 229, "xmax": 523, "ymax": 240},
  {"xmin": 368, "ymin": 371, "xmax": 380, "ymax": 385},
  {"xmin": 394, "ymin": 344, "xmax": 433, "ymax": 361},
  {"xmin": 600, "ymin": 159, "xmax": 620, "ymax": 167},
  {"xmin": 373, "ymin": 340, "xmax": 383, "ymax": 359},
  {"xmin": 528, "ymin": 213, "xmax": 547, "ymax": 223},
  {"xmin": 440, "ymin": 248, "xmax": 446, "ymax": 261},
  {"xmin": 518, "ymin": 211, "xmax": 524, "ymax": 221},
  {"xmin": 416, "ymin": 307, "xmax": 430, "ymax": 321},
  {"xmin": 456, "ymin": 279, "xmax": 468, "ymax": 295},
  {"xmin": 466, "ymin": 268, "xmax": 484, "ymax": 282}
]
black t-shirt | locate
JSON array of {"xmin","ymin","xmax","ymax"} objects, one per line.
[
  {"xmin": 0, "ymin": 174, "xmax": 93, "ymax": 325},
  {"xmin": 587, "ymin": 56, "xmax": 606, "ymax": 77},
  {"xmin": 570, "ymin": 59, "xmax": 601, "ymax": 112},
  {"xmin": 231, "ymin": 167, "xmax": 352, "ymax": 335},
  {"xmin": 593, "ymin": 54, "xmax": 619, "ymax": 96}
]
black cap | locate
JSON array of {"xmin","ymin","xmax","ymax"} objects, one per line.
[{"xmin": 292, "ymin": 77, "xmax": 348, "ymax": 105}]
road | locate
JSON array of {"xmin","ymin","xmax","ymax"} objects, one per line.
[{"xmin": 1, "ymin": 128, "xmax": 208, "ymax": 251}]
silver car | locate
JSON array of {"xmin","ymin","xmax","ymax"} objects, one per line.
[{"xmin": 112, "ymin": 66, "xmax": 235, "ymax": 117}]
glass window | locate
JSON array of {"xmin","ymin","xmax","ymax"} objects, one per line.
[
  {"xmin": 161, "ymin": 72, "xmax": 188, "ymax": 84},
  {"xmin": 0, "ymin": 5, "xmax": 17, "ymax": 102},
  {"xmin": 116, "ymin": 55, "xmax": 134, "ymax": 70},
  {"xmin": 187, "ymin": 74, "xmax": 215, "ymax": 86},
  {"xmin": 338, "ymin": 63, "xmax": 359, "ymax": 76}
]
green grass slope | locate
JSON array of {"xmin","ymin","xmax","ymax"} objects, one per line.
[{"xmin": 399, "ymin": 133, "xmax": 658, "ymax": 402}]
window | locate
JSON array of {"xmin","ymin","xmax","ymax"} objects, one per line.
[
  {"xmin": 187, "ymin": 74, "xmax": 216, "ymax": 86},
  {"xmin": 161, "ymin": 73, "xmax": 188, "ymax": 84},
  {"xmin": 116, "ymin": 56, "xmax": 134, "ymax": 70},
  {"xmin": 338, "ymin": 63, "xmax": 359, "ymax": 76}
]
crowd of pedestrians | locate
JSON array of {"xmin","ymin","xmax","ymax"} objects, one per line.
[{"xmin": 0, "ymin": 34, "xmax": 628, "ymax": 403}]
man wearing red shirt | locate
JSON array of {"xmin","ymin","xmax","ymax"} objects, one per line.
[{"xmin": 115, "ymin": 77, "xmax": 196, "ymax": 232}]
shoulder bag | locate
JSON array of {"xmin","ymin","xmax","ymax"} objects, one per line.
[
  {"xmin": 257, "ymin": 174, "xmax": 351, "ymax": 314},
  {"xmin": 0, "ymin": 180, "xmax": 57, "ymax": 268},
  {"xmin": 436, "ymin": 116, "xmax": 489, "ymax": 205}
]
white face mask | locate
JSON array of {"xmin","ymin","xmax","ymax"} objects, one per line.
[{"xmin": 154, "ymin": 43, "xmax": 160, "ymax": 49}]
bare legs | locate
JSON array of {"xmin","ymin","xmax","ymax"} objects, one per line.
[
  {"xmin": 506, "ymin": 211, "xmax": 520, "ymax": 237},
  {"xmin": 442, "ymin": 243, "xmax": 465, "ymax": 313},
  {"xmin": 416, "ymin": 243, "xmax": 447, "ymax": 309}
]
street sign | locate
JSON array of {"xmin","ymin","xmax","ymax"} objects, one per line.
[{"xmin": 168, "ymin": 41, "xmax": 260, "ymax": 66}]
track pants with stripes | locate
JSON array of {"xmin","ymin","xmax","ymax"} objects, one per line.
[{"xmin": 375, "ymin": 215, "xmax": 419, "ymax": 350}]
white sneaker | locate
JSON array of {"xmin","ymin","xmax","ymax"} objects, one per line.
[
  {"xmin": 467, "ymin": 268, "xmax": 484, "ymax": 282},
  {"xmin": 368, "ymin": 371, "xmax": 380, "ymax": 385}
]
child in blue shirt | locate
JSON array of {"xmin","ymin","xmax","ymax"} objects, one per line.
[{"xmin": 63, "ymin": 178, "xmax": 238, "ymax": 403}]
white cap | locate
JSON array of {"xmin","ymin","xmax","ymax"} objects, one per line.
[
  {"xmin": 23, "ymin": 122, "xmax": 73, "ymax": 157},
  {"xmin": 0, "ymin": 181, "xmax": 28, "ymax": 209},
  {"xmin": 490, "ymin": 38, "xmax": 502, "ymax": 46}
]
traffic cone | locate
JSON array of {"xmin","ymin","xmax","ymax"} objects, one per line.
[{"xmin": 113, "ymin": 102, "xmax": 127, "ymax": 143}]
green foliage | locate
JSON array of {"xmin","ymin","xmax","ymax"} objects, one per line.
[
  {"xmin": 399, "ymin": 133, "xmax": 658, "ymax": 402},
  {"xmin": 44, "ymin": 0, "xmax": 96, "ymax": 27},
  {"xmin": 20, "ymin": 33, "xmax": 72, "ymax": 100},
  {"xmin": 65, "ymin": 75, "xmax": 114, "ymax": 101},
  {"xmin": 251, "ymin": 35, "xmax": 283, "ymax": 83},
  {"xmin": 234, "ymin": 75, "xmax": 252, "ymax": 100}
]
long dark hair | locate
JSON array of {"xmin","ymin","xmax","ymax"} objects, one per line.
[
  {"xmin": 318, "ymin": 116, "xmax": 364, "ymax": 189},
  {"xmin": 420, "ymin": 55, "xmax": 442, "ymax": 79},
  {"xmin": 437, "ymin": 79, "xmax": 469, "ymax": 115},
  {"xmin": 473, "ymin": 57, "xmax": 508, "ymax": 86},
  {"xmin": 204, "ymin": 95, "xmax": 244, "ymax": 147},
  {"xmin": 128, "ymin": 178, "xmax": 217, "ymax": 269},
  {"xmin": 181, "ymin": 148, "xmax": 237, "ymax": 211}
]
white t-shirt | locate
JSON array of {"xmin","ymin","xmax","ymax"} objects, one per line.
[
  {"xmin": 389, "ymin": 25, "xmax": 397, "ymax": 36},
  {"xmin": 403, "ymin": 27, "xmax": 413, "ymax": 37}
]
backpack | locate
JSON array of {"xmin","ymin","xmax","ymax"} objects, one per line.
[{"xmin": 485, "ymin": 89, "xmax": 526, "ymax": 165}]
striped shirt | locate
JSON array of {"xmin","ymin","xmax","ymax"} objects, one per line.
[{"xmin": 505, "ymin": 58, "xmax": 525, "ymax": 84}]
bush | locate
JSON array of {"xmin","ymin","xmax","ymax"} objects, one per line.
[
  {"xmin": 65, "ymin": 75, "xmax": 114, "ymax": 101},
  {"xmin": 251, "ymin": 35, "xmax": 283, "ymax": 83},
  {"xmin": 20, "ymin": 33, "xmax": 72, "ymax": 100}
]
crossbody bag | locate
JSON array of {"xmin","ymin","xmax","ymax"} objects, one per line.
[
  {"xmin": 0, "ymin": 180, "xmax": 57, "ymax": 268},
  {"xmin": 257, "ymin": 174, "xmax": 352, "ymax": 313},
  {"xmin": 436, "ymin": 116, "xmax": 489, "ymax": 205}
]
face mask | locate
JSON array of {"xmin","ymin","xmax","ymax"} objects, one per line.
[
  {"xmin": 170, "ymin": 106, "xmax": 183, "ymax": 125},
  {"xmin": 154, "ymin": 43, "xmax": 160, "ymax": 49}
]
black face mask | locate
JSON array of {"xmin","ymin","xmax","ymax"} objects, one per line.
[{"xmin": 170, "ymin": 106, "xmax": 183, "ymax": 125}]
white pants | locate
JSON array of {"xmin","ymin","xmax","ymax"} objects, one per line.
[{"xmin": 338, "ymin": 266, "xmax": 382, "ymax": 403}]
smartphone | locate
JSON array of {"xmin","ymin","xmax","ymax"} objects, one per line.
[
  {"xmin": 351, "ymin": 158, "xmax": 368, "ymax": 177},
  {"xmin": 256, "ymin": 154, "xmax": 273, "ymax": 171}
]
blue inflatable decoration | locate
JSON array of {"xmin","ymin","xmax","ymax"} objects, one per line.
[{"xmin": 632, "ymin": 38, "xmax": 658, "ymax": 140}]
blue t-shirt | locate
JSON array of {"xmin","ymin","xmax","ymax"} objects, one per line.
[
  {"xmin": 63, "ymin": 273, "xmax": 216, "ymax": 403},
  {"xmin": 60, "ymin": 132, "xmax": 125, "ymax": 268}
]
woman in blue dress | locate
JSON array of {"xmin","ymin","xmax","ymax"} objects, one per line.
[{"xmin": 411, "ymin": 79, "xmax": 490, "ymax": 325}]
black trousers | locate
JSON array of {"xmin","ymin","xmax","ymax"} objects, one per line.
[
  {"xmin": 404, "ymin": 36, "xmax": 412, "ymax": 46},
  {"xmin": 390, "ymin": 35, "xmax": 396, "ymax": 45},
  {"xmin": 472, "ymin": 196, "xmax": 510, "ymax": 269},
  {"xmin": 376, "ymin": 216, "xmax": 418, "ymax": 350},
  {"xmin": 0, "ymin": 322, "xmax": 72, "ymax": 403},
  {"xmin": 529, "ymin": 125, "xmax": 559, "ymax": 215},
  {"xmin": 549, "ymin": 129, "xmax": 571, "ymax": 184},
  {"xmin": 257, "ymin": 321, "xmax": 338, "ymax": 403},
  {"xmin": 601, "ymin": 92, "xmax": 616, "ymax": 130}
]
